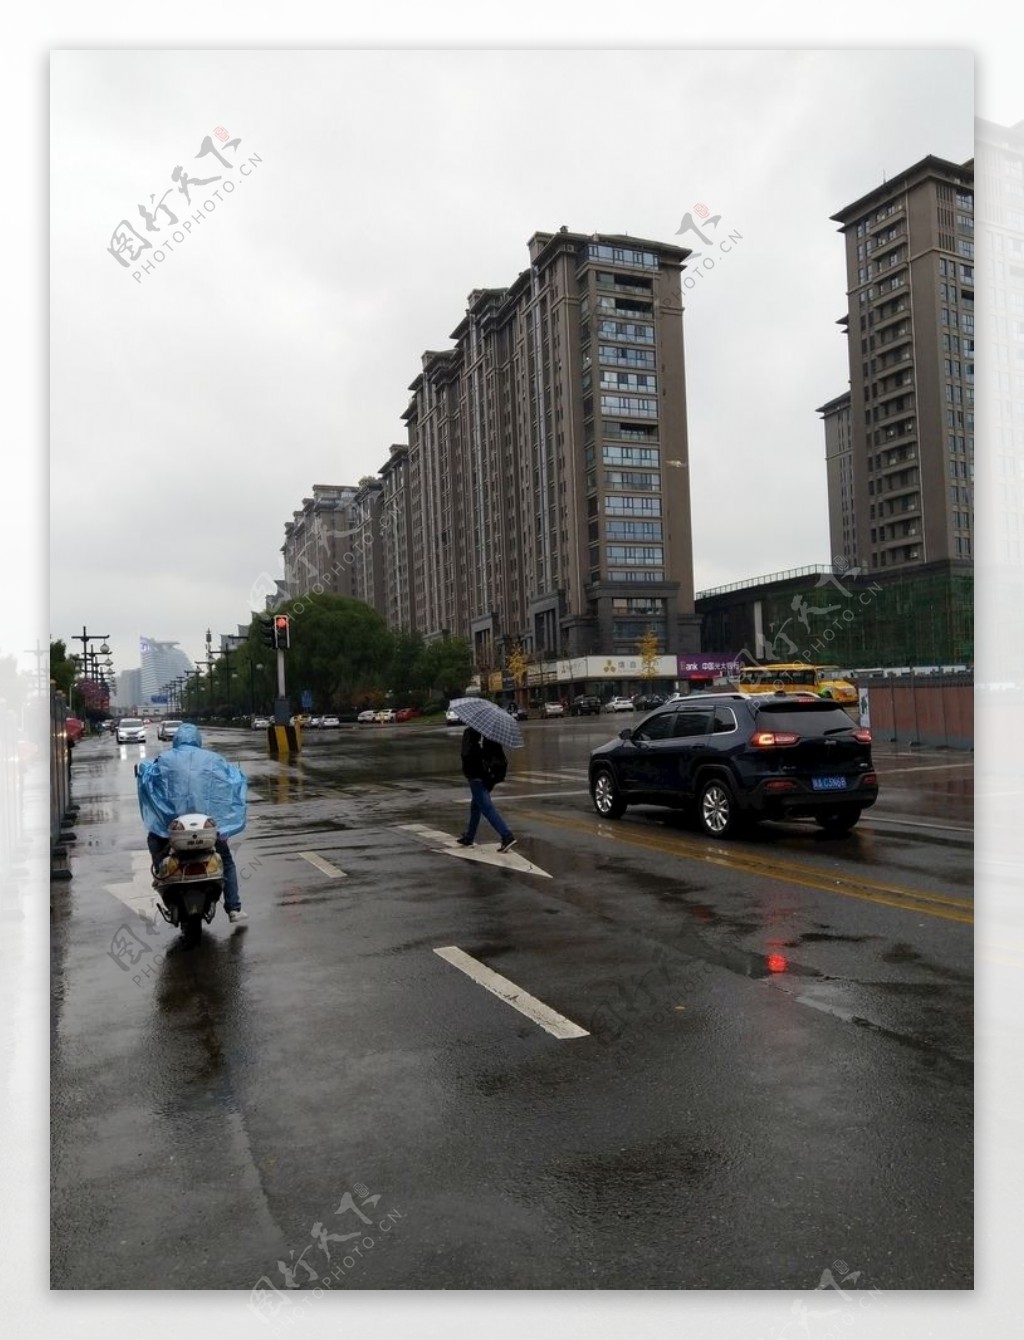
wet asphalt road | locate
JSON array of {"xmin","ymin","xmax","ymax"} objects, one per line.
[{"xmin": 51, "ymin": 720, "xmax": 973, "ymax": 1293}]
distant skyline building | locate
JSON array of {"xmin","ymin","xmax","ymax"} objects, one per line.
[
  {"xmin": 139, "ymin": 637, "xmax": 193, "ymax": 706},
  {"xmin": 825, "ymin": 153, "xmax": 975, "ymax": 574},
  {"xmin": 111, "ymin": 667, "xmax": 141, "ymax": 711}
]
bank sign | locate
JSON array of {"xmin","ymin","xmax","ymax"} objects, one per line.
[{"xmin": 677, "ymin": 654, "xmax": 741, "ymax": 676}]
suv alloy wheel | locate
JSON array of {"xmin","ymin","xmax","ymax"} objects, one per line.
[
  {"xmin": 591, "ymin": 765, "xmax": 627, "ymax": 819},
  {"xmin": 697, "ymin": 776, "xmax": 740, "ymax": 839}
]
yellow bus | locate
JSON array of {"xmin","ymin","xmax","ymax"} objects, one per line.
[{"xmin": 736, "ymin": 663, "xmax": 858, "ymax": 704}]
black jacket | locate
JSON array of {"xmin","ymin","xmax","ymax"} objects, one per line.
[{"xmin": 461, "ymin": 729, "xmax": 506, "ymax": 787}]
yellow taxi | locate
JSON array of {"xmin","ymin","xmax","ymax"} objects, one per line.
[{"xmin": 736, "ymin": 663, "xmax": 858, "ymax": 705}]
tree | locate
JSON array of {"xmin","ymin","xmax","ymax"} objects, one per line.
[
  {"xmin": 389, "ymin": 630, "xmax": 428, "ymax": 703},
  {"xmin": 637, "ymin": 629, "xmax": 660, "ymax": 688},
  {"xmin": 248, "ymin": 595, "xmax": 394, "ymax": 710},
  {"xmin": 50, "ymin": 640, "xmax": 77, "ymax": 700},
  {"xmin": 419, "ymin": 635, "xmax": 474, "ymax": 702},
  {"xmin": 506, "ymin": 639, "xmax": 528, "ymax": 710}
]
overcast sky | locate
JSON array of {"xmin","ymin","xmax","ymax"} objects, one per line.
[{"xmin": 48, "ymin": 47, "xmax": 974, "ymax": 678}]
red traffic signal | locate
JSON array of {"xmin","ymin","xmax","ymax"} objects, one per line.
[{"xmin": 274, "ymin": 615, "xmax": 291, "ymax": 650}]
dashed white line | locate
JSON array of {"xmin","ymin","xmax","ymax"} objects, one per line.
[
  {"xmin": 433, "ymin": 946, "xmax": 589, "ymax": 1039},
  {"xmin": 297, "ymin": 851, "xmax": 347, "ymax": 878}
]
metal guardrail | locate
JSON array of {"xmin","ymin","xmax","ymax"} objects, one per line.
[
  {"xmin": 696, "ymin": 565, "xmax": 837, "ymax": 599},
  {"xmin": 50, "ymin": 689, "xmax": 74, "ymax": 877}
]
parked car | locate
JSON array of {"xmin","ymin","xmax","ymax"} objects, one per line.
[
  {"xmin": 445, "ymin": 707, "xmax": 463, "ymax": 726},
  {"xmin": 116, "ymin": 717, "xmax": 146, "ymax": 744},
  {"xmin": 251, "ymin": 716, "xmax": 272, "ymax": 730},
  {"xmin": 321, "ymin": 715, "xmax": 341, "ymax": 728},
  {"xmin": 505, "ymin": 704, "xmax": 529, "ymax": 721},
  {"xmin": 357, "ymin": 709, "xmax": 376, "ymax": 724},
  {"xmin": 633, "ymin": 694, "xmax": 665, "ymax": 711},
  {"xmin": 375, "ymin": 709, "xmax": 397, "ymax": 723},
  {"xmin": 605, "ymin": 697, "xmax": 636, "ymax": 712},
  {"xmin": 588, "ymin": 692, "xmax": 877, "ymax": 839},
  {"xmin": 306, "ymin": 716, "xmax": 323, "ymax": 729},
  {"xmin": 395, "ymin": 707, "xmax": 422, "ymax": 722},
  {"xmin": 540, "ymin": 701, "xmax": 564, "ymax": 718},
  {"xmin": 569, "ymin": 695, "xmax": 602, "ymax": 717},
  {"xmin": 157, "ymin": 718, "xmax": 183, "ymax": 742}
]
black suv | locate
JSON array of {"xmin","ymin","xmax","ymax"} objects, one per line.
[
  {"xmin": 588, "ymin": 693, "xmax": 877, "ymax": 838},
  {"xmin": 570, "ymin": 695, "xmax": 602, "ymax": 716}
]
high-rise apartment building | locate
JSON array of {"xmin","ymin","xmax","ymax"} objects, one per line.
[
  {"xmin": 826, "ymin": 155, "xmax": 975, "ymax": 573},
  {"xmin": 817, "ymin": 391, "xmax": 856, "ymax": 563},
  {"xmin": 396, "ymin": 228, "xmax": 700, "ymax": 669},
  {"xmin": 350, "ymin": 476, "xmax": 385, "ymax": 612},
  {"xmin": 281, "ymin": 484, "xmax": 359, "ymax": 600}
]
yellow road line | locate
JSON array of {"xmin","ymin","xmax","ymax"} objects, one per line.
[{"xmin": 518, "ymin": 809, "xmax": 974, "ymax": 926}]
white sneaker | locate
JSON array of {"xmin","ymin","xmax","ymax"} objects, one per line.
[{"xmin": 228, "ymin": 909, "xmax": 247, "ymax": 923}]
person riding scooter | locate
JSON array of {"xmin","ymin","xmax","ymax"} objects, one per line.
[{"xmin": 136, "ymin": 723, "xmax": 249, "ymax": 922}]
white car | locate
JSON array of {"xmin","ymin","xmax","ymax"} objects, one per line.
[
  {"xmin": 606, "ymin": 697, "xmax": 636, "ymax": 712},
  {"xmin": 157, "ymin": 718, "xmax": 182, "ymax": 742},
  {"xmin": 374, "ymin": 709, "xmax": 396, "ymax": 724},
  {"xmin": 445, "ymin": 707, "xmax": 463, "ymax": 726},
  {"xmin": 251, "ymin": 716, "xmax": 272, "ymax": 730},
  {"xmin": 116, "ymin": 718, "xmax": 146, "ymax": 743},
  {"xmin": 357, "ymin": 709, "xmax": 376, "ymax": 723},
  {"xmin": 540, "ymin": 701, "xmax": 564, "ymax": 718},
  {"xmin": 321, "ymin": 715, "xmax": 341, "ymax": 728}
]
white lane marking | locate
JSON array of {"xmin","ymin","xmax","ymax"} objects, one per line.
[
  {"xmin": 875, "ymin": 762, "xmax": 974, "ymax": 775},
  {"xmin": 104, "ymin": 852, "xmax": 162, "ymax": 924},
  {"xmin": 397, "ymin": 823, "xmax": 455, "ymax": 844},
  {"xmin": 298, "ymin": 851, "xmax": 347, "ymax": 878},
  {"xmin": 509, "ymin": 770, "xmax": 585, "ymax": 782},
  {"xmin": 433, "ymin": 946, "xmax": 588, "ymax": 1039},
  {"xmin": 498, "ymin": 790, "xmax": 588, "ymax": 803},
  {"xmin": 395, "ymin": 824, "xmax": 552, "ymax": 878}
]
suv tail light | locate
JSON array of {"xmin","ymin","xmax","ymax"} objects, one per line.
[
  {"xmin": 852, "ymin": 728, "xmax": 872, "ymax": 743},
  {"xmin": 750, "ymin": 731, "xmax": 800, "ymax": 747}
]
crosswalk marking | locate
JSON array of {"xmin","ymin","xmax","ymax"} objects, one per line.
[{"xmin": 394, "ymin": 824, "xmax": 552, "ymax": 878}]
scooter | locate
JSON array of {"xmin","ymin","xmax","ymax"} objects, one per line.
[{"xmin": 150, "ymin": 812, "xmax": 225, "ymax": 946}]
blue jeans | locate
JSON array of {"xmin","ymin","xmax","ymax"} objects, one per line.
[
  {"xmin": 462, "ymin": 778, "xmax": 512, "ymax": 843},
  {"xmin": 148, "ymin": 833, "xmax": 240, "ymax": 912}
]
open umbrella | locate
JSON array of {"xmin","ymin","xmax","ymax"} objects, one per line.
[{"xmin": 448, "ymin": 697, "xmax": 524, "ymax": 749}]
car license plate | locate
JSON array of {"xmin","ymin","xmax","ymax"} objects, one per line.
[{"xmin": 812, "ymin": 775, "xmax": 847, "ymax": 791}]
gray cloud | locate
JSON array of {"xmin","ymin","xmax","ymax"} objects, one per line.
[{"xmin": 50, "ymin": 48, "xmax": 973, "ymax": 675}]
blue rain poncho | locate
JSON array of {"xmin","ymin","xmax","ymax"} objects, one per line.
[{"xmin": 136, "ymin": 723, "xmax": 248, "ymax": 838}]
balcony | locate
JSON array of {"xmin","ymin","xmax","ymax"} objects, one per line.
[{"xmin": 596, "ymin": 277, "xmax": 654, "ymax": 299}]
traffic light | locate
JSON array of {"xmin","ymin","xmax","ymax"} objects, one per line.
[
  {"xmin": 259, "ymin": 618, "xmax": 276, "ymax": 649},
  {"xmin": 274, "ymin": 615, "xmax": 291, "ymax": 650}
]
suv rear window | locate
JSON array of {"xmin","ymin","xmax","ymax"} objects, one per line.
[{"xmin": 753, "ymin": 703, "xmax": 855, "ymax": 734}]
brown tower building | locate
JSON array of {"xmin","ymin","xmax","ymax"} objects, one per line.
[
  {"xmin": 828, "ymin": 156, "xmax": 975, "ymax": 573},
  {"xmin": 399, "ymin": 228, "xmax": 701, "ymax": 671}
]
